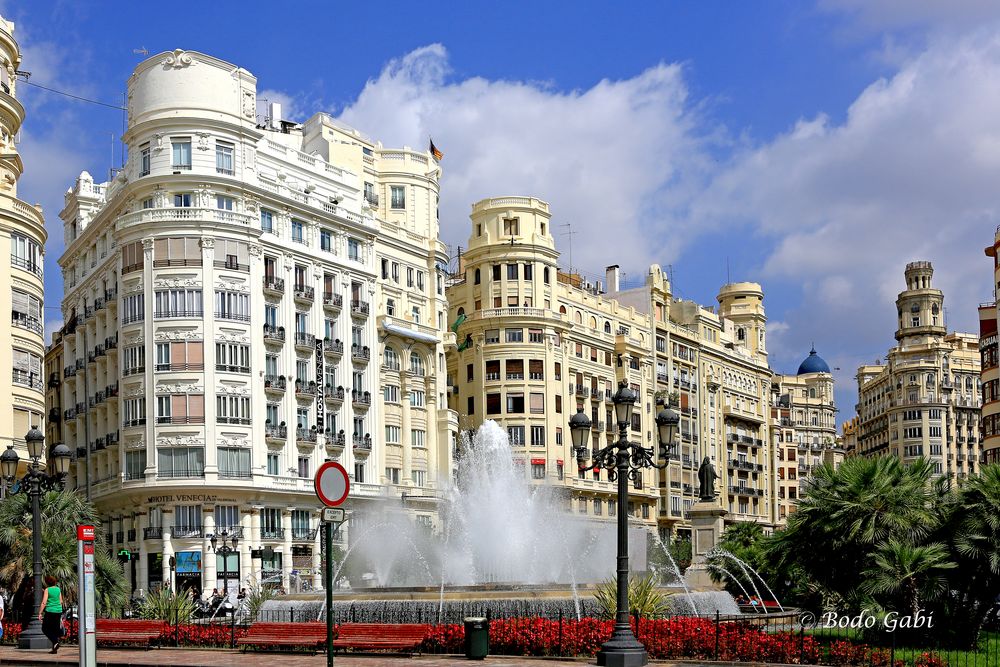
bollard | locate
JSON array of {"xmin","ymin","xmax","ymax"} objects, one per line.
[{"xmin": 714, "ymin": 610, "xmax": 720, "ymax": 660}]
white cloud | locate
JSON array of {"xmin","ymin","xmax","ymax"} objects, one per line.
[
  {"xmin": 337, "ymin": 44, "xmax": 711, "ymax": 278},
  {"xmin": 692, "ymin": 28, "xmax": 1000, "ymax": 400},
  {"xmin": 819, "ymin": 0, "xmax": 1000, "ymax": 34}
]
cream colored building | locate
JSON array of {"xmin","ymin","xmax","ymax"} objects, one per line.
[
  {"xmin": 840, "ymin": 416, "xmax": 859, "ymax": 456},
  {"xmin": 57, "ymin": 49, "xmax": 454, "ymax": 596},
  {"xmin": 446, "ymin": 196, "xmax": 786, "ymax": 538},
  {"xmin": 980, "ymin": 232, "xmax": 1000, "ymax": 465},
  {"xmin": 445, "ymin": 197, "xmax": 660, "ymax": 527},
  {"xmin": 854, "ymin": 262, "xmax": 981, "ymax": 478},
  {"xmin": 770, "ymin": 354, "xmax": 840, "ymax": 521},
  {"xmin": 44, "ymin": 331, "xmax": 64, "ymax": 449},
  {"xmin": 0, "ymin": 16, "xmax": 47, "ymax": 482}
]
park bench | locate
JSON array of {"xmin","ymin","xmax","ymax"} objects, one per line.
[
  {"xmin": 95, "ymin": 619, "xmax": 165, "ymax": 648},
  {"xmin": 331, "ymin": 623, "xmax": 432, "ymax": 653},
  {"xmin": 236, "ymin": 621, "xmax": 326, "ymax": 652}
]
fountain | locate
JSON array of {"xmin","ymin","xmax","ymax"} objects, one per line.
[{"xmin": 264, "ymin": 421, "xmax": 742, "ymax": 621}]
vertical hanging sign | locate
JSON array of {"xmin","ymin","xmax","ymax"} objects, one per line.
[
  {"xmin": 77, "ymin": 525, "xmax": 97, "ymax": 667},
  {"xmin": 316, "ymin": 339, "xmax": 325, "ymax": 430}
]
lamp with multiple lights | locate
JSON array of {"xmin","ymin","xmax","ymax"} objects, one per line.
[
  {"xmin": 1, "ymin": 428, "xmax": 72, "ymax": 649},
  {"xmin": 569, "ymin": 382, "xmax": 678, "ymax": 667},
  {"xmin": 207, "ymin": 529, "xmax": 240, "ymax": 606}
]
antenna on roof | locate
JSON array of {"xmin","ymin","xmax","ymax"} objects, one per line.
[
  {"xmin": 558, "ymin": 222, "xmax": 577, "ymax": 275},
  {"xmin": 133, "ymin": 47, "xmax": 148, "ymax": 56}
]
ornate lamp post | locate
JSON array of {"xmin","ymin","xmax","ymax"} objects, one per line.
[
  {"xmin": 570, "ymin": 383, "xmax": 678, "ymax": 667},
  {"xmin": 1, "ymin": 428, "xmax": 72, "ymax": 650},
  {"xmin": 207, "ymin": 529, "xmax": 239, "ymax": 604}
]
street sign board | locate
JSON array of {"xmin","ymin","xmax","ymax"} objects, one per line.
[
  {"xmin": 314, "ymin": 461, "xmax": 350, "ymax": 507},
  {"xmin": 322, "ymin": 507, "xmax": 345, "ymax": 523}
]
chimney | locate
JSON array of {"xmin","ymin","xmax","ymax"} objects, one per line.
[
  {"xmin": 605, "ymin": 265, "xmax": 620, "ymax": 293},
  {"xmin": 269, "ymin": 102, "xmax": 282, "ymax": 130}
]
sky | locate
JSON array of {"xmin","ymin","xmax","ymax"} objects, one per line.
[{"xmin": 6, "ymin": 0, "xmax": 1000, "ymax": 421}]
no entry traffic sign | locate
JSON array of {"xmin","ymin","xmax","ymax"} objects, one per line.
[{"xmin": 315, "ymin": 461, "xmax": 350, "ymax": 507}]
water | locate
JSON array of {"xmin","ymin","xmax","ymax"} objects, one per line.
[
  {"xmin": 711, "ymin": 549, "xmax": 783, "ymax": 612},
  {"xmin": 339, "ymin": 421, "xmax": 620, "ymax": 587},
  {"xmin": 649, "ymin": 531, "xmax": 699, "ymax": 615},
  {"xmin": 708, "ymin": 564, "xmax": 760, "ymax": 613}
]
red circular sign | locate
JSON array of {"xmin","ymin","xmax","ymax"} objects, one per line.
[{"xmin": 315, "ymin": 461, "xmax": 350, "ymax": 507}]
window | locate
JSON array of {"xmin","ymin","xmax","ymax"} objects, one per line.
[
  {"xmin": 321, "ymin": 229, "xmax": 332, "ymax": 251},
  {"xmin": 508, "ymin": 425, "xmax": 525, "ymax": 445},
  {"xmin": 506, "ymin": 328, "xmax": 523, "ymax": 343},
  {"xmin": 486, "ymin": 393, "xmax": 501, "ymax": 415},
  {"xmin": 125, "ymin": 451, "xmax": 145, "ymax": 480},
  {"xmin": 11, "ymin": 290, "xmax": 41, "ymax": 334},
  {"xmin": 172, "ymin": 193, "xmax": 193, "ymax": 208},
  {"xmin": 214, "ymin": 290, "xmax": 250, "ymax": 322},
  {"xmin": 390, "ymin": 185, "xmax": 405, "ymax": 209},
  {"xmin": 123, "ymin": 397, "xmax": 146, "ymax": 426},
  {"xmin": 155, "ymin": 340, "xmax": 204, "ymax": 371},
  {"xmin": 154, "ymin": 289, "xmax": 203, "ymax": 318},
  {"xmin": 392, "ymin": 263, "xmax": 400, "ymax": 282},
  {"xmin": 123, "ymin": 346, "xmax": 146, "ymax": 375},
  {"xmin": 524, "ymin": 263, "xmax": 533, "ymax": 280},
  {"xmin": 410, "ymin": 352, "xmax": 425, "ymax": 376},
  {"xmin": 412, "ymin": 470, "xmax": 427, "ymax": 486},
  {"xmin": 474, "ymin": 268, "xmax": 481, "ymax": 285},
  {"xmin": 407, "ymin": 267, "xmax": 414, "ymax": 287},
  {"xmin": 10, "ymin": 233, "xmax": 42, "ymax": 276},
  {"xmin": 215, "ymin": 141, "xmax": 234, "ymax": 175},
  {"xmin": 383, "ymin": 385, "xmax": 400, "ymax": 403},
  {"xmin": 215, "ymin": 342, "xmax": 251, "ymax": 373},
  {"xmin": 139, "ymin": 143, "xmax": 151, "ymax": 176},
  {"xmin": 385, "ymin": 467, "xmax": 401, "ymax": 484},
  {"xmin": 354, "ymin": 462, "xmax": 366, "ymax": 483},
  {"xmin": 142, "ymin": 197, "xmax": 154, "ymax": 209},
  {"xmin": 157, "ymin": 447, "xmax": 204, "ymax": 478},
  {"xmin": 411, "ymin": 429, "xmax": 426, "ymax": 447},
  {"xmin": 531, "ymin": 462, "xmax": 545, "ymax": 479},
  {"xmin": 507, "ymin": 264, "xmax": 518, "ymax": 280},
  {"xmin": 156, "ymin": 393, "xmax": 205, "ymax": 424},
  {"xmin": 530, "ymin": 393, "xmax": 545, "ymax": 414},
  {"xmin": 171, "ymin": 138, "xmax": 192, "ymax": 169},
  {"xmin": 503, "ymin": 217, "xmax": 519, "ymax": 235},
  {"xmin": 218, "ymin": 447, "xmax": 250, "ymax": 477},
  {"xmin": 411, "ymin": 390, "xmax": 425, "ymax": 407},
  {"xmin": 507, "ymin": 393, "xmax": 525, "ymax": 413},
  {"xmin": 11, "ymin": 349, "xmax": 41, "ymax": 389},
  {"xmin": 384, "ymin": 347, "xmax": 400, "ymax": 370},
  {"xmin": 292, "ymin": 219, "xmax": 305, "ymax": 243},
  {"xmin": 153, "ymin": 237, "xmax": 201, "ymax": 267},
  {"xmin": 385, "ymin": 425, "xmax": 401, "ymax": 444},
  {"xmin": 530, "ymin": 425, "xmax": 545, "ymax": 446},
  {"xmin": 260, "ymin": 208, "xmax": 274, "ymax": 233},
  {"xmin": 348, "ymin": 238, "xmax": 361, "ymax": 261},
  {"xmin": 267, "ymin": 453, "xmax": 279, "ymax": 475},
  {"xmin": 506, "ymin": 359, "xmax": 524, "ymax": 380}
]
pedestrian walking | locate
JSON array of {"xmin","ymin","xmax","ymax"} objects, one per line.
[
  {"xmin": 0, "ymin": 586, "xmax": 6, "ymax": 640},
  {"xmin": 37, "ymin": 575, "xmax": 63, "ymax": 652}
]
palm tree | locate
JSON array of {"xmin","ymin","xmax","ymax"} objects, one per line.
[
  {"xmin": 862, "ymin": 540, "xmax": 955, "ymax": 615},
  {"xmin": 0, "ymin": 489, "xmax": 128, "ymax": 620},
  {"xmin": 764, "ymin": 455, "xmax": 942, "ymax": 609}
]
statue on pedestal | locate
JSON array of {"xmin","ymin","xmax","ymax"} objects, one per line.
[{"xmin": 697, "ymin": 457, "xmax": 717, "ymax": 502}]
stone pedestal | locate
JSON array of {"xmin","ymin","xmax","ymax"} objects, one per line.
[{"xmin": 684, "ymin": 501, "xmax": 727, "ymax": 590}]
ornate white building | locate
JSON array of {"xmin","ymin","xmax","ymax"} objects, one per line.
[{"xmin": 57, "ymin": 50, "xmax": 455, "ymax": 595}]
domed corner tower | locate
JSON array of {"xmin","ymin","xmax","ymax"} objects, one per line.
[
  {"xmin": 895, "ymin": 261, "xmax": 946, "ymax": 344},
  {"xmin": 717, "ymin": 281, "xmax": 768, "ymax": 360},
  {"xmin": 797, "ymin": 346, "xmax": 831, "ymax": 376}
]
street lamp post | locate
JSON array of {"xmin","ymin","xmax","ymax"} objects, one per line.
[
  {"xmin": 1, "ymin": 428, "xmax": 73, "ymax": 650},
  {"xmin": 207, "ymin": 530, "xmax": 239, "ymax": 608},
  {"xmin": 569, "ymin": 383, "xmax": 678, "ymax": 667}
]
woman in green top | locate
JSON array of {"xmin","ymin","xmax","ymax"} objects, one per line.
[{"xmin": 37, "ymin": 574, "xmax": 62, "ymax": 652}]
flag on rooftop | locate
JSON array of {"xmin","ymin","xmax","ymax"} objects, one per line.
[{"xmin": 429, "ymin": 138, "xmax": 443, "ymax": 161}]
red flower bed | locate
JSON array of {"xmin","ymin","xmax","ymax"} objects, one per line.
[
  {"xmin": 158, "ymin": 623, "xmax": 249, "ymax": 647},
  {"xmin": 0, "ymin": 622, "xmax": 22, "ymax": 645},
  {"xmin": 421, "ymin": 616, "xmax": 819, "ymax": 663}
]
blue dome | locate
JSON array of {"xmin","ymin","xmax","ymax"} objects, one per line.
[{"xmin": 797, "ymin": 347, "xmax": 831, "ymax": 375}]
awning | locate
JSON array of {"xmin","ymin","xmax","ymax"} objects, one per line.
[{"xmin": 382, "ymin": 321, "xmax": 439, "ymax": 344}]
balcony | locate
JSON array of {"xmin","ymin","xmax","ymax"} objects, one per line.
[
  {"xmin": 155, "ymin": 416, "xmax": 206, "ymax": 425},
  {"xmin": 296, "ymin": 428, "xmax": 317, "ymax": 443},
  {"xmin": 106, "ymin": 383, "xmax": 119, "ymax": 399},
  {"xmin": 352, "ymin": 390, "xmax": 372, "ymax": 409},
  {"xmin": 107, "ymin": 431, "xmax": 120, "ymax": 446},
  {"xmin": 351, "ymin": 344, "xmax": 371, "ymax": 364},
  {"xmin": 11, "ymin": 312, "xmax": 42, "ymax": 335},
  {"xmin": 263, "ymin": 325, "xmax": 286, "ymax": 344},
  {"xmin": 48, "ymin": 373, "xmax": 61, "ymax": 388},
  {"xmin": 324, "ymin": 385, "xmax": 346, "ymax": 404},
  {"xmin": 105, "ymin": 335, "xmax": 118, "ymax": 350},
  {"xmin": 353, "ymin": 434, "xmax": 373, "ymax": 455},
  {"xmin": 95, "ymin": 297, "xmax": 105, "ymax": 311},
  {"xmin": 75, "ymin": 359, "xmax": 85, "ymax": 370},
  {"xmin": 294, "ymin": 332, "xmax": 316, "ymax": 350},
  {"xmin": 575, "ymin": 386, "xmax": 589, "ymax": 398},
  {"xmin": 154, "ymin": 309, "xmax": 203, "ymax": 320},
  {"xmin": 592, "ymin": 421, "xmax": 604, "ymax": 432},
  {"xmin": 127, "ymin": 529, "xmax": 137, "ymax": 542},
  {"xmin": 351, "ymin": 300, "xmax": 370, "ymax": 317},
  {"xmin": 265, "ymin": 424, "xmax": 288, "ymax": 442},
  {"xmin": 75, "ymin": 401, "xmax": 86, "ymax": 414},
  {"xmin": 325, "ymin": 430, "xmax": 347, "ymax": 452},
  {"xmin": 292, "ymin": 527, "xmax": 317, "ymax": 541},
  {"xmin": 264, "ymin": 375, "xmax": 287, "ymax": 393},
  {"xmin": 295, "ymin": 380, "xmax": 318, "ymax": 397},
  {"xmin": 323, "ymin": 292, "xmax": 343, "ymax": 310},
  {"xmin": 76, "ymin": 446, "xmax": 86, "ymax": 457},
  {"xmin": 219, "ymin": 468, "xmax": 253, "ymax": 479},
  {"xmin": 261, "ymin": 528, "xmax": 285, "ymax": 540},
  {"xmin": 105, "ymin": 288, "xmax": 117, "ymax": 303},
  {"xmin": 263, "ymin": 276, "xmax": 285, "ymax": 295},
  {"xmin": 64, "ymin": 366, "xmax": 76, "ymax": 378},
  {"xmin": 323, "ymin": 338, "xmax": 344, "ymax": 356},
  {"xmin": 157, "ymin": 470, "xmax": 205, "ymax": 480},
  {"xmin": 64, "ymin": 408, "xmax": 77, "ymax": 421},
  {"xmin": 48, "ymin": 408, "xmax": 61, "ymax": 424},
  {"xmin": 170, "ymin": 525, "xmax": 202, "ymax": 539},
  {"xmin": 144, "ymin": 527, "xmax": 163, "ymax": 540},
  {"xmin": 364, "ymin": 191, "xmax": 379, "ymax": 207},
  {"xmin": 293, "ymin": 284, "xmax": 315, "ymax": 303}
]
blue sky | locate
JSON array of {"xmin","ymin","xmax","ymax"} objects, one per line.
[{"xmin": 7, "ymin": 0, "xmax": 1000, "ymax": 420}]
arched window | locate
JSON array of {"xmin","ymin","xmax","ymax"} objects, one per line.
[
  {"xmin": 575, "ymin": 311, "xmax": 583, "ymax": 324},
  {"xmin": 457, "ymin": 307, "xmax": 465, "ymax": 318},
  {"xmin": 809, "ymin": 388, "xmax": 816, "ymax": 398},
  {"xmin": 410, "ymin": 352, "xmax": 425, "ymax": 376},
  {"xmin": 926, "ymin": 373, "xmax": 935, "ymax": 386},
  {"xmin": 384, "ymin": 346, "xmax": 399, "ymax": 370},
  {"xmin": 474, "ymin": 268, "xmax": 481, "ymax": 285},
  {"xmin": 911, "ymin": 303, "xmax": 920, "ymax": 313},
  {"xmin": 559, "ymin": 305, "xmax": 567, "ymax": 315},
  {"xmin": 590, "ymin": 316, "xmax": 598, "ymax": 329},
  {"xmin": 543, "ymin": 267, "xmax": 550, "ymax": 284},
  {"xmin": 737, "ymin": 328, "xmax": 746, "ymax": 341},
  {"xmin": 966, "ymin": 376, "xmax": 974, "ymax": 391},
  {"xmin": 932, "ymin": 304, "xmax": 939, "ymax": 315},
  {"xmin": 604, "ymin": 321, "xmax": 612, "ymax": 334}
]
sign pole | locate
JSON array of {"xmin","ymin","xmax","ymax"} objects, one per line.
[
  {"xmin": 325, "ymin": 520, "xmax": 334, "ymax": 667},
  {"xmin": 77, "ymin": 525, "xmax": 96, "ymax": 667}
]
